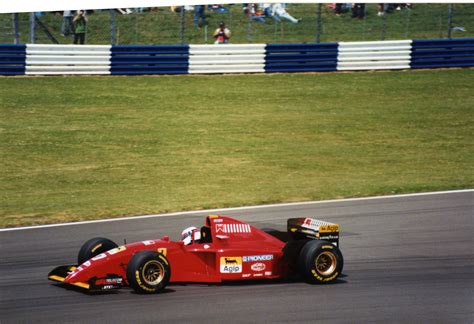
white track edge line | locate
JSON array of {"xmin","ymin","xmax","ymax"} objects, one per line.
[{"xmin": 1, "ymin": 189, "xmax": 472, "ymax": 232}]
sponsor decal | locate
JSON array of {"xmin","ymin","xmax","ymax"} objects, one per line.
[
  {"xmin": 312, "ymin": 269, "xmax": 339, "ymax": 282},
  {"xmin": 204, "ymin": 244, "xmax": 210, "ymax": 249},
  {"xmin": 319, "ymin": 224, "xmax": 339, "ymax": 233},
  {"xmin": 108, "ymin": 246, "xmax": 127, "ymax": 255},
  {"xmin": 91, "ymin": 244, "xmax": 102, "ymax": 253},
  {"xmin": 242, "ymin": 274, "xmax": 251, "ymax": 278},
  {"xmin": 302, "ymin": 218, "xmax": 339, "ymax": 232},
  {"xmin": 243, "ymin": 254, "xmax": 273, "ymax": 262},
  {"xmin": 216, "ymin": 223, "xmax": 251, "ymax": 234},
  {"xmin": 251, "ymin": 263, "xmax": 266, "ymax": 272},
  {"xmin": 253, "ymin": 273, "xmax": 263, "ymax": 277},
  {"xmin": 265, "ymin": 271, "xmax": 272, "ymax": 276},
  {"xmin": 142, "ymin": 240, "xmax": 155, "ymax": 246},
  {"xmin": 220, "ymin": 257, "xmax": 242, "ymax": 273},
  {"xmin": 213, "ymin": 219, "xmax": 223, "ymax": 223},
  {"xmin": 320, "ymin": 234, "xmax": 339, "ymax": 241},
  {"xmin": 91, "ymin": 253, "xmax": 107, "ymax": 261},
  {"xmin": 106, "ymin": 278, "xmax": 123, "ymax": 284},
  {"xmin": 102, "ymin": 285, "xmax": 115, "ymax": 290}
]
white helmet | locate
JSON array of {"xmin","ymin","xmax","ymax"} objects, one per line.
[{"xmin": 181, "ymin": 226, "xmax": 201, "ymax": 245}]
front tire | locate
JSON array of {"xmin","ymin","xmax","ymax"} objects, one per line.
[
  {"xmin": 126, "ymin": 251, "xmax": 171, "ymax": 294},
  {"xmin": 298, "ymin": 240, "xmax": 343, "ymax": 284},
  {"xmin": 77, "ymin": 237, "xmax": 118, "ymax": 265}
]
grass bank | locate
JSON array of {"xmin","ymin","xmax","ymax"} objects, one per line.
[{"xmin": 1, "ymin": 69, "xmax": 473, "ymax": 227}]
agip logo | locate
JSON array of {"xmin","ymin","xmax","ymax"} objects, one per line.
[{"xmin": 220, "ymin": 257, "xmax": 242, "ymax": 273}]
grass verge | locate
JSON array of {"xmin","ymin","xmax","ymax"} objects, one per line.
[{"xmin": 1, "ymin": 69, "xmax": 473, "ymax": 227}]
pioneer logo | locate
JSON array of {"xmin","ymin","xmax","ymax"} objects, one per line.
[{"xmin": 243, "ymin": 255, "xmax": 273, "ymax": 262}]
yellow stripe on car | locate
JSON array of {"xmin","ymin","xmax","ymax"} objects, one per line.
[{"xmin": 71, "ymin": 282, "xmax": 90, "ymax": 289}]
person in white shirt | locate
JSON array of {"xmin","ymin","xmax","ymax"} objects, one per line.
[
  {"xmin": 271, "ymin": 3, "xmax": 301, "ymax": 24},
  {"xmin": 60, "ymin": 10, "xmax": 74, "ymax": 36}
]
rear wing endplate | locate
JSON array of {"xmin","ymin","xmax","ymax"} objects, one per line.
[{"xmin": 287, "ymin": 218, "xmax": 340, "ymax": 246}]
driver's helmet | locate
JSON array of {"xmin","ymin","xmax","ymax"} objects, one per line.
[{"xmin": 181, "ymin": 226, "xmax": 201, "ymax": 245}]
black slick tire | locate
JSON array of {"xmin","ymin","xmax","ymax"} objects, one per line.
[
  {"xmin": 77, "ymin": 237, "xmax": 118, "ymax": 265},
  {"xmin": 126, "ymin": 251, "xmax": 171, "ymax": 294},
  {"xmin": 298, "ymin": 240, "xmax": 343, "ymax": 284}
]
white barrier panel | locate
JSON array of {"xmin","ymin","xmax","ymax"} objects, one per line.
[
  {"xmin": 338, "ymin": 40, "xmax": 412, "ymax": 48},
  {"xmin": 189, "ymin": 65, "xmax": 265, "ymax": 74},
  {"xmin": 25, "ymin": 44, "xmax": 111, "ymax": 75},
  {"xmin": 337, "ymin": 40, "xmax": 412, "ymax": 71},
  {"xmin": 26, "ymin": 56, "xmax": 111, "ymax": 65},
  {"xmin": 189, "ymin": 54, "xmax": 265, "ymax": 64},
  {"xmin": 27, "ymin": 50, "xmax": 111, "ymax": 56},
  {"xmin": 189, "ymin": 44, "xmax": 265, "ymax": 74}
]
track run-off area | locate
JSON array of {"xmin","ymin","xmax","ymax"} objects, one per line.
[{"xmin": 1, "ymin": 190, "xmax": 473, "ymax": 323}]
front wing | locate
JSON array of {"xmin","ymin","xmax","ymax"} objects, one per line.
[{"xmin": 48, "ymin": 265, "xmax": 125, "ymax": 292}]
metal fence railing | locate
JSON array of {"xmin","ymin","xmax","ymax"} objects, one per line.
[{"xmin": 1, "ymin": 4, "xmax": 473, "ymax": 45}]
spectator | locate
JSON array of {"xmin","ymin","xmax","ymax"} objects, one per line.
[
  {"xmin": 335, "ymin": 4, "xmax": 343, "ymax": 16},
  {"xmin": 116, "ymin": 8, "xmax": 132, "ymax": 14},
  {"xmin": 377, "ymin": 3, "xmax": 386, "ymax": 16},
  {"xmin": 262, "ymin": 3, "xmax": 272, "ymax": 17},
  {"xmin": 242, "ymin": 3, "xmax": 249, "ymax": 15},
  {"xmin": 194, "ymin": 5, "xmax": 206, "ymax": 28},
  {"xmin": 395, "ymin": 3, "xmax": 412, "ymax": 10},
  {"xmin": 271, "ymin": 3, "xmax": 301, "ymax": 24},
  {"xmin": 247, "ymin": 4, "xmax": 265, "ymax": 24},
  {"xmin": 351, "ymin": 4, "xmax": 365, "ymax": 19},
  {"xmin": 213, "ymin": 21, "xmax": 231, "ymax": 44},
  {"xmin": 73, "ymin": 10, "xmax": 87, "ymax": 45},
  {"xmin": 60, "ymin": 10, "xmax": 74, "ymax": 36},
  {"xmin": 209, "ymin": 5, "xmax": 228, "ymax": 13}
]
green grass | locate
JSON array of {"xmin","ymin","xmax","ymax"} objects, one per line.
[
  {"xmin": 1, "ymin": 69, "xmax": 473, "ymax": 227},
  {"xmin": 1, "ymin": 4, "xmax": 473, "ymax": 45}
]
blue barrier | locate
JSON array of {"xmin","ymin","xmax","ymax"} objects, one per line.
[
  {"xmin": 110, "ymin": 45, "xmax": 189, "ymax": 75},
  {"xmin": 0, "ymin": 44, "xmax": 26, "ymax": 75},
  {"xmin": 411, "ymin": 38, "xmax": 474, "ymax": 69},
  {"xmin": 265, "ymin": 43, "xmax": 338, "ymax": 73}
]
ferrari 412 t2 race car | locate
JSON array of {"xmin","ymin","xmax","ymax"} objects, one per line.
[{"xmin": 49, "ymin": 215, "xmax": 343, "ymax": 293}]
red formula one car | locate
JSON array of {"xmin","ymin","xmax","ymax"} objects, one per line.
[{"xmin": 48, "ymin": 215, "xmax": 343, "ymax": 293}]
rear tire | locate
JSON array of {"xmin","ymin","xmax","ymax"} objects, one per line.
[
  {"xmin": 77, "ymin": 237, "xmax": 118, "ymax": 265},
  {"xmin": 126, "ymin": 251, "xmax": 171, "ymax": 294},
  {"xmin": 298, "ymin": 240, "xmax": 343, "ymax": 284}
]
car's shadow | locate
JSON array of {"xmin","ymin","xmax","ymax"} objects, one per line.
[
  {"xmin": 51, "ymin": 273, "xmax": 347, "ymax": 295},
  {"xmin": 171, "ymin": 273, "xmax": 348, "ymax": 289}
]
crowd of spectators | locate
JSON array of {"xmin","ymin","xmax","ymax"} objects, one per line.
[
  {"xmin": 244, "ymin": 3, "xmax": 301, "ymax": 24},
  {"xmin": 330, "ymin": 3, "xmax": 412, "ymax": 18},
  {"xmin": 53, "ymin": 4, "xmax": 415, "ymax": 45}
]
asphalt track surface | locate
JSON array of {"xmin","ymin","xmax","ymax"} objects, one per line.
[{"xmin": 1, "ymin": 191, "xmax": 473, "ymax": 323}]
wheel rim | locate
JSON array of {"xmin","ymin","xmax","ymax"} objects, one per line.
[
  {"xmin": 142, "ymin": 260, "xmax": 165, "ymax": 285},
  {"xmin": 315, "ymin": 251, "xmax": 337, "ymax": 276}
]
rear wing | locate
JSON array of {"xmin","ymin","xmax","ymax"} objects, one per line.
[{"xmin": 287, "ymin": 218, "xmax": 340, "ymax": 246}]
